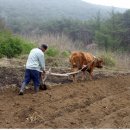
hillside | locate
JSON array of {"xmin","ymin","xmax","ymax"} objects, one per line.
[{"xmin": 0, "ymin": 0, "xmax": 126, "ymax": 32}]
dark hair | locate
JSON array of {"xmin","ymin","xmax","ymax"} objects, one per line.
[{"xmin": 41, "ymin": 44, "xmax": 48, "ymax": 50}]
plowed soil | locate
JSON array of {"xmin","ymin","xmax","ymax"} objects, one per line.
[{"xmin": 0, "ymin": 66, "xmax": 130, "ymax": 128}]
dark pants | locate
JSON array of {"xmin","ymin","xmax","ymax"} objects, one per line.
[{"xmin": 20, "ymin": 69, "xmax": 41, "ymax": 92}]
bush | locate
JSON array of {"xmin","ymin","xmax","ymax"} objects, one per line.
[
  {"xmin": 0, "ymin": 53, "xmax": 3, "ymax": 58},
  {"xmin": 0, "ymin": 32, "xmax": 36, "ymax": 58},
  {"xmin": 46, "ymin": 47, "xmax": 60, "ymax": 57},
  {"xmin": 101, "ymin": 54, "xmax": 116, "ymax": 67},
  {"xmin": 61, "ymin": 50, "xmax": 70, "ymax": 57},
  {"xmin": 0, "ymin": 37, "xmax": 22, "ymax": 58},
  {"xmin": 20, "ymin": 40, "xmax": 36, "ymax": 54}
]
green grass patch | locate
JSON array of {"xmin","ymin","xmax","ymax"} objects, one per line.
[
  {"xmin": 61, "ymin": 50, "xmax": 70, "ymax": 57},
  {"xmin": 46, "ymin": 47, "xmax": 60, "ymax": 57},
  {"xmin": 101, "ymin": 53, "xmax": 116, "ymax": 67}
]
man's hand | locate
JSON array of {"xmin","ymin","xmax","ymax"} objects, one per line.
[
  {"xmin": 42, "ymin": 70, "xmax": 46, "ymax": 74},
  {"xmin": 41, "ymin": 71, "xmax": 46, "ymax": 80},
  {"xmin": 42, "ymin": 68, "xmax": 51, "ymax": 75},
  {"xmin": 45, "ymin": 70, "xmax": 50, "ymax": 75}
]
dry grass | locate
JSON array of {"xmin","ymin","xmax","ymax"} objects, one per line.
[
  {"xmin": 23, "ymin": 33, "xmax": 85, "ymax": 51},
  {"xmin": 0, "ymin": 57, "xmax": 26, "ymax": 67},
  {"xmin": 98, "ymin": 50, "xmax": 130, "ymax": 70},
  {"xmin": 114, "ymin": 52, "xmax": 130, "ymax": 70}
]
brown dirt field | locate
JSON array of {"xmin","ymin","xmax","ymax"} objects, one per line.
[{"xmin": 0, "ymin": 66, "xmax": 130, "ymax": 128}]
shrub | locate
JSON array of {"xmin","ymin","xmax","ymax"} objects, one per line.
[
  {"xmin": 61, "ymin": 50, "xmax": 70, "ymax": 57},
  {"xmin": 0, "ymin": 37, "xmax": 22, "ymax": 58},
  {"xmin": 0, "ymin": 53, "xmax": 3, "ymax": 58},
  {"xmin": 101, "ymin": 54, "xmax": 116, "ymax": 67},
  {"xmin": 46, "ymin": 47, "xmax": 60, "ymax": 57},
  {"xmin": 20, "ymin": 40, "xmax": 36, "ymax": 54},
  {"xmin": 0, "ymin": 32, "xmax": 36, "ymax": 58}
]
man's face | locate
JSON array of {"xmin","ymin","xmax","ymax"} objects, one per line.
[{"xmin": 42, "ymin": 48, "xmax": 47, "ymax": 52}]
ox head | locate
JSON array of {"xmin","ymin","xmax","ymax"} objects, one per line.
[{"xmin": 94, "ymin": 57, "xmax": 103, "ymax": 68}]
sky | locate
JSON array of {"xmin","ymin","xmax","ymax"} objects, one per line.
[{"xmin": 82, "ymin": 0, "xmax": 130, "ymax": 9}]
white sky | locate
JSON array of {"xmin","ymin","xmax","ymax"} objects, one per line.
[{"xmin": 82, "ymin": 0, "xmax": 130, "ymax": 9}]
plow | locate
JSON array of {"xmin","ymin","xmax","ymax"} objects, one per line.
[
  {"xmin": 42, "ymin": 64, "xmax": 90, "ymax": 85},
  {"xmin": 41, "ymin": 62, "xmax": 130, "ymax": 87}
]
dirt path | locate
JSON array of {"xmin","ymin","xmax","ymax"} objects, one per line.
[{"xmin": 0, "ymin": 66, "xmax": 130, "ymax": 128}]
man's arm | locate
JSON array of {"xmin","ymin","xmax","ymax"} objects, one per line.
[{"xmin": 38, "ymin": 53, "xmax": 45, "ymax": 72}]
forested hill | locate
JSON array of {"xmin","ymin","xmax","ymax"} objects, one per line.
[
  {"xmin": 0, "ymin": 0, "xmax": 126, "ymax": 26},
  {"xmin": 0, "ymin": 0, "xmax": 129, "ymax": 53}
]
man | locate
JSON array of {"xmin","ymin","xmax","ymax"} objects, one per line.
[{"xmin": 19, "ymin": 44, "xmax": 48, "ymax": 95}]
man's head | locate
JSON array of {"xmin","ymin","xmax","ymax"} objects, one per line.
[{"xmin": 40, "ymin": 44, "xmax": 48, "ymax": 52}]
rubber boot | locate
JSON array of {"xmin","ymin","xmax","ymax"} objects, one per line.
[
  {"xmin": 19, "ymin": 82, "xmax": 26, "ymax": 95},
  {"xmin": 34, "ymin": 86, "xmax": 39, "ymax": 93}
]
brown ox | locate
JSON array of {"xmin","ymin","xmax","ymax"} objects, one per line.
[{"xmin": 69, "ymin": 51, "xmax": 103, "ymax": 81}]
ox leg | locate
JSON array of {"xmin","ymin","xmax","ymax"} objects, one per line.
[
  {"xmin": 89, "ymin": 69, "xmax": 93, "ymax": 80},
  {"xmin": 90, "ymin": 73, "xmax": 93, "ymax": 80},
  {"xmin": 82, "ymin": 71, "xmax": 86, "ymax": 80},
  {"xmin": 72, "ymin": 74, "xmax": 77, "ymax": 82},
  {"xmin": 72, "ymin": 72, "xmax": 78, "ymax": 82},
  {"xmin": 72, "ymin": 67, "xmax": 78, "ymax": 82}
]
